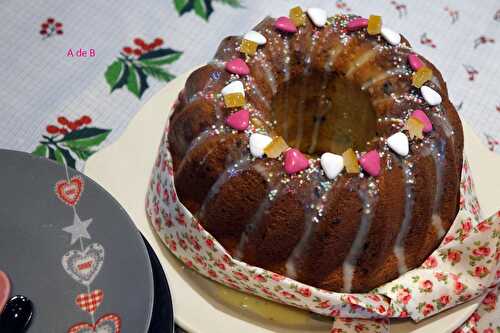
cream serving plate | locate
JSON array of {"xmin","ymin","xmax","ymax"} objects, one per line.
[{"xmin": 85, "ymin": 70, "xmax": 500, "ymax": 333}]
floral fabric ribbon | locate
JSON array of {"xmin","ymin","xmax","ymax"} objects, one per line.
[{"xmin": 146, "ymin": 114, "xmax": 499, "ymax": 331}]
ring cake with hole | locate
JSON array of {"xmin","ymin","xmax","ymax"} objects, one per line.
[{"xmin": 159, "ymin": 7, "xmax": 463, "ymax": 293}]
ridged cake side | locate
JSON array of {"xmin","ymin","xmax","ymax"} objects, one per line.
[{"xmin": 167, "ymin": 14, "xmax": 463, "ymax": 292}]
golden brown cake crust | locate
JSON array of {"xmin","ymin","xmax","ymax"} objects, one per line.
[{"xmin": 167, "ymin": 13, "xmax": 463, "ymax": 292}]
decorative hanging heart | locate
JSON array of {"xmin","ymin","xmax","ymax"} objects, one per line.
[
  {"xmin": 62, "ymin": 243, "xmax": 105, "ymax": 286},
  {"xmin": 67, "ymin": 313, "xmax": 121, "ymax": 333},
  {"xmin": 75, "ymin": 289, "xmax": 104, "ymax": 314},
  {"xmin": 0, "ymin": 270, "xmax": 10, "ymax": 312},
  {"xmin": 55, "ymin": 176, "xmax": 84, "ymax": 206}
]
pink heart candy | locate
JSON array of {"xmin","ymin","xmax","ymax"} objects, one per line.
[
  {"xmin": 0, "ymin": 271, "xmax": 11, "ymax": 312},
  {"xmin": 274, "ymin": 16, "xmax": 297, "ymax": 33},
  {"xmin": 284, "ymin": 149, "xmax": 309, "ymax": 174},
  {"xmin": 412, "ymin": 109, "xmax": 433, "ymax": 133},
  {"xmin": 225, "ymin": 58, "xmax": 250, "ymax": 76},
  {"xmin": 359, "ymin": 150, "xmax": 381, "ymax": 177},
  {"xmin": 225, "ymin": 109, "xmax": 249, "ymax": 131},
  {"xmin": 408, "ymin": 53, "xmax": 424, "ymax": 71},
  {"xmin": 346, "ymin": 18, "xmax": 368, "ymax": 31}
]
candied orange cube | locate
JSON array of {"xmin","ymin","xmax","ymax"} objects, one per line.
[
  {"xmin": 264, "ymin": 136, "xmax": 289, "ymax": 158},
  {"xmin": 224, "ymin": 93, "xmax": 245, "ymax": 108},
  {"xmin": 289, "ymin": 6, "xmax": 306, "ymax": 27},
  {"xmin": 367, "ymin": 15, "xmax": 382, "ymax": 35},
  {"xmin": 343, "ymin": 148, "xmax": 360, "ymax": 173},
  {"xmin": 240, "ymin": 39, "xmax": 258, "ymax": 56},
  {"xmin": 407, "ymin": 117, "xmax": 424, "ymax": 139},
  {"xmin": 412, "ymin": 67, "xmax": 433, "ymax": 88}
]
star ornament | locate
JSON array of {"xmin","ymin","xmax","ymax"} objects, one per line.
[{"xmin": 63, "ymin": 213, "xmax": 93, "ymax": 245}]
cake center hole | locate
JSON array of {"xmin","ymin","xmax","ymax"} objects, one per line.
[{"xmin": 271, "ymin": 70, "xmax": 377, "ymax": 156}]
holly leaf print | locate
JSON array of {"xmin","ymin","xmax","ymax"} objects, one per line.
[
  {"xmin": 60, "ymin": 127, "xmax": 111, "ymax": 148},
  {"xmin": 215, "ymin": 0, "xmax": 241, "ymax": 7},
  {"xmin": 53, "ymin": 145, "xmax": 76, "ymax": 168},
  {"xmin": 142, "ymin": 65, "xmax": 175, "ymax": 82},
  {"xmin": 33, "ymin": 117, "xmax": 112, "ymax": 169},
  {"xmin": 105, "ymin": 59, "xmax": 128, "ymax": 92},
  {"xmin": 138, "ymin": 48, "xmax": 183, "ymax": 66},
  {"xmin": 174, "ymin": 0, "xmax": 194, "ymax": 15},
  {"xmin": 32, "ymin": 144, "xmax": 49, "ymax": 158},
  {"xmin": 173, "ymin": 0, "xmax": 239, "ymax": 20},
  {"xmin": 126, "ymin": 64, "xmax": 149, "ymax": 98},
  {"xmin": 194, "ymin": 0, "xmax": 213, "ymax": 21}
]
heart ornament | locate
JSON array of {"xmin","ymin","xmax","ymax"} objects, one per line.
[
  {"xmin": 55, "ymin": 176, "xmax": 84, "ymax": 206},
  {"xmin": 75, "ymin": 289, "xmax": 104, "ymax": 314},
  {"xmin": 62, "ymin": 243, "xmax": 105, "ymax": 286},
  {"xmin": 67, "ymin": 313, "xmax": 121, "ymax": 333},
  {"xmin": 0, "ymin": 270, "xmax": 10, "ymax": 312}
]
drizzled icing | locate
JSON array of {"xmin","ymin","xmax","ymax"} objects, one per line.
[
  {"xmin": 393, "ymin": 159, "xmax": 415, "ymax": 274},
  {"xmin": 174, "ymin": 7, "xmax": 459, "ymax": 292},
  {"xmin": 342, "ymin": 179, "xmax": 379, "ymax": 292}
]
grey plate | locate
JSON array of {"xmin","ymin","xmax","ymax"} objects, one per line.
[{"xmin": 0, "ymin": 149, "xmax": 154, "ymax": 332}]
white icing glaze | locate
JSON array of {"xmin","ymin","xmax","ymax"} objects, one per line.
[
  {"xmin": 393, "ymin": 159, "xmax": 415, "ymax": 274},
  {"xmin": 198, "ymin": 156, "xmax": 253, "ymax": 219},
  {"xmin": 425, "ymin": 140, "xmax": 447, "ymax": 238},
  {"xmin": 342, "ymin": 180, "xmax": 378, "ymax": 292}
]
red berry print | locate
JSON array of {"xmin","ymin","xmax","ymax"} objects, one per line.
[
  {"xmin": 46, "ymin": 125, "xmax": 60, "ymax": 134},
  {"xmin": 57, "ymin": 116, "xmax": 69, "ymax": 125},
  {"xmin": 420, "ymin": 33, "xmax": 437, "ymax": 48},
  {"xmin": 122, "ymin": 37, "xmax": 166, "ymax": 60},
  {"xmin": 474, "ymin": 36, "xmax": 495, "ymax": 49},
  {"xmin": 335, "ymin": 0, "xmax": 351, "ymax": 12},
  {"xmin": 463, "ymin": 65, "xmax": 478, "ymax": 81},
  {"xmin": 134, "ymin": 38, "xmax": 145, "ymax": 47},
  {"xmin": 81, "ymin": 116, "xmax": 92, "ymax": 124},
  {"xmin": 390, "ymin": 1, "xmax": 407, "ymax": 18},
  {"xmin": 444, "ymin": 6, "xmax": 459, "ymax": 24},
  {"xmin": 154, "ymin": 38, "xmax": 163, "ymax": 46},
  {"xmin": 40, "ymin": 18, "xmax": 63, "ymax": 39}
]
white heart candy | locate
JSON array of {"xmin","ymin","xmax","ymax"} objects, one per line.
[
  {"xmin": 249, "ymin": 133, "xmax": 272, "ymax": 158},
  {"xmin": 221, "ymin": 80, "xmax": 245, "ymax": 96},
  {"xmin": 244, "ymin": 31, "xmax": 267, "ymax": 45},
  {"xmin": 421, "ymin": 86, "xmax": 442, "ymax": 106},
  {"xmin": 320, "ymin": 152, "xmax": 344, "ymax": 179},
  {"xmin": 307, "ymin": 8, "xmax": 327, "ymax": 27},
  {"xmin": 381, "ymin": 27, "xmax": 401, "ymax": 45},
  {"xmin": 387, "ymin": 132, "xmax": 409, "ymax": 156}
]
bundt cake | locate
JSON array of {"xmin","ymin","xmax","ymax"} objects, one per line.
[{"xmin": 165, "ymin": 8, "xmax": 463, "ymax": 293}]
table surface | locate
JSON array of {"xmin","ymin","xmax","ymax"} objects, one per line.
[{"xmin": 0, "ymin": 1, "xmax": 498, "ymax": 332}]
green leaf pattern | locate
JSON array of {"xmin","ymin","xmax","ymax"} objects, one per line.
[
  {"xmin": 173, "ymin": 0, "xmax": 240, "ymax": 20},
  {"xmin": 32, "ymin": 126, "xmax": 111, "ymax": 169},
  {"xmin": 105, "ymin": 46, "xmax": 181, "ymax": 99}
]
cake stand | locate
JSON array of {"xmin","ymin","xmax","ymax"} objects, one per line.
[{"xmin": 85, "ymin": 70, "xmax": 500, "ymax": 333}]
